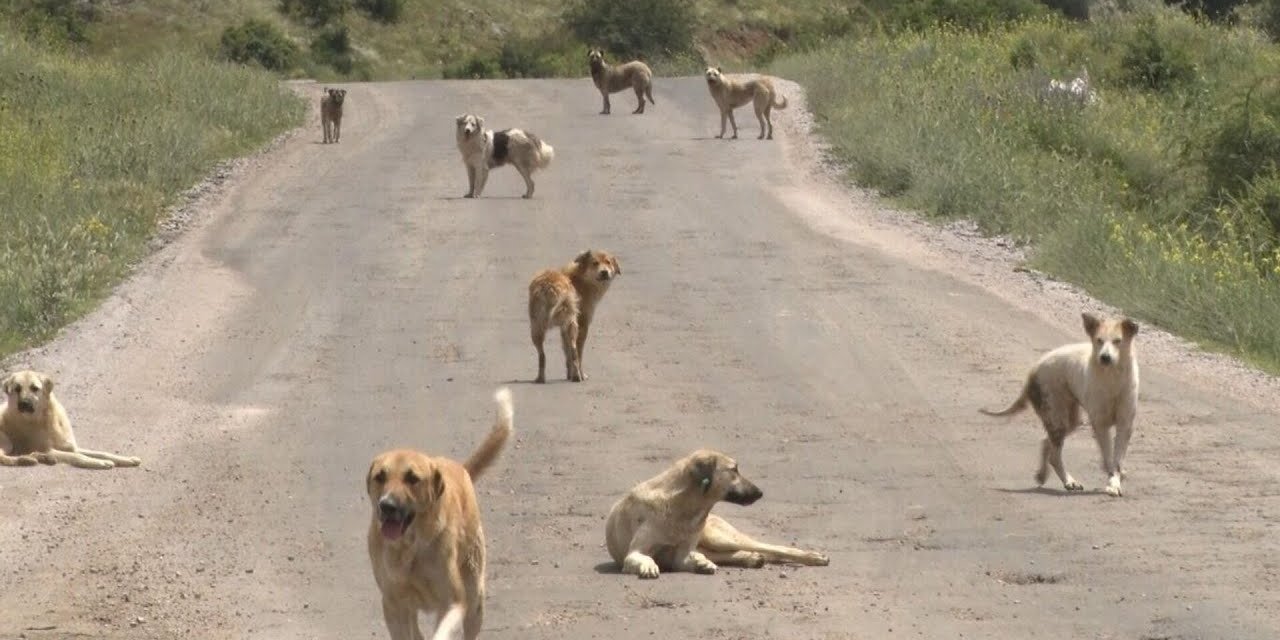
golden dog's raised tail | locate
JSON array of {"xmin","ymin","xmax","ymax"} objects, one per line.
[
  {"xmin": 773, "ymin": 94, "xmax": 788, "ymax": 110},
  {"xmin": 464, "ymin": 387, "xmax": 514, "ymax": 480},
  {"xmin": 979, "ymin": 376, "xmax": 1033, "ymax": 417}
]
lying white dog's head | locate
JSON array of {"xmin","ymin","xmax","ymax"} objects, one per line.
[{"xmin": 455, "ymin": 114, "xmax": 485, "ymax": 143}]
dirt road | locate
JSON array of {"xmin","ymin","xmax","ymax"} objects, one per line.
[{"xmin": 2, "ymin": 78, "xmax": 1279, "ymax": 639}]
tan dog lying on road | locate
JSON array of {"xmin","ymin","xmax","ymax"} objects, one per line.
[
  {"xmin": 528, "ymin": 249, "xmax": 620, "ymax": 383},
  {"xmin": 366, "ymin": 388, "xmax": 514, "ymax": 640},
  {"xmin": 704, "ymin": 66, "xmax": 788, "ymax": 140},
  {"xmin": 588, "ymin": 49, "xmax": 655, "ymax": 115},
  {"xmin": 605, "ymin": 449, "xmax": 830, "ymax": 579},
  {"xmin": 0, "ymin": 370, "xmax": 141, "ymax": 470},
  {"xmin": 981, "ymin": 313, "xmax": 1140, "ymax": 497},
  {"xmin": 321, "ymin": 87, "xmax": 346, "ymax": 144}
]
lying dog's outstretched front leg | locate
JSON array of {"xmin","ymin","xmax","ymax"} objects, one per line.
[
  {"xmin": 675, "ymin": 550, "xmax": 717, "ymax": 575},
  {"xmin": 622, "ymin": 550, "xmax": 661, "ymax": 579},
  {"xmin": 44, "ymin": 448, "xmax": 114, "ymax": 469},
  {"xmin": 78, "ymin": 448, "xmax": 141, "ymax": 467}
]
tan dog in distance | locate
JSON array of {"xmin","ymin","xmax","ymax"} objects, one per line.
[
  {"xmin": 321, "ymin": 87, "xmax": 347, "ymax": 144},
  {"xmin": 366, "ymin": 388, "xmax": 514, "ymax": 640},
  {"xmin": 527, "ymin": 249, "xmax": 620, "ymax": 383},
  {"xmin": 0, "ymin": 370, "xmax": 141, "ymax": 469},
  {"xmin": 455, "ymin": 114, "xmax": 555, "ymax": 199},
  {"xmin": 704, "ymin": 66, "xmax": 788, "ymax": 140},
  {"xmin": 605, "ymin": 449, "xmax": 830, "ymax": 579},
  {"xmin": 981, "ymin": 313, "xmax": 1140, "ymax": 497},
  {"xmin": 588, "ymin": 49, "xmax": 655, "ymax": 115}
]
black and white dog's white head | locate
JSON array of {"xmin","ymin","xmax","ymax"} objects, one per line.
[{"xmin": 455, "ymin": 114, "xmax": 486, "ymax": 143}]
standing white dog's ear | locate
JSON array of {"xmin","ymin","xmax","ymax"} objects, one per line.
[{"xmin": 1081, "ymin": 312, "xmax": 1101, "ymax": 338}]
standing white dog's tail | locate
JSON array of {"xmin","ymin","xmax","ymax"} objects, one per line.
[{"xmin": 538, "ymin": 140, "xmax": 555, "ymax": 169}]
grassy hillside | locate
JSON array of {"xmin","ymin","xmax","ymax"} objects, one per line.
[
  {"xmin": 0, "ymin": 29, "xmax": 304, "ymax": 355},
  {"xmin": 771, "ymin": 2, "xmax": 1280, "ymax": 370}
]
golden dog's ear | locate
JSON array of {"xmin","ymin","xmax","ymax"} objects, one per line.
[
  {"xmin": 717, "ymin": 66, "xmax": 723, "ymax": 73},
  {"xmin": 1, "ymin": 373, "xmax": 13, "ymax": 394},
  {"xmin": 40, "ymin": 374, "xmax": 53, "ymax": 394},
  {"xmin": 431, "ymin": 468, "xmax": 445, "ymax": 500},
  {"xmin": 610, "ymin": 256, "xmax": 621, "ymax": 275},
  {"xmin": 688, "ymin": 455, "xmax": 716, "ymax": 494},
  {"xmin": 1121, "ymin": 317, "xmax": 1139, "ymax": 339},
  {"xmin": 575, "ymin": 250, "xmax": 594, "ymax": 266},
  {"xmin": 1081, "ymin": 312, "xmax": 1101, "ymax": 338}
]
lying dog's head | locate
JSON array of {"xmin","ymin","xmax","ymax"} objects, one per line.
[
  {"xmin": 3, "ymin": 370, "xmax": 53, "ymax": 415},
  {"xmin": 1082, "ymin": 312, "xmax": 1138, "ymax": 368},
  {"xmin": 572, "ymin": 249, "xmax": 621, "ymax": 283},
  {"xmin": 684, "ymin": 449, "xmax": 762, "ymax": 506},
  {"xmin": 455, "ymin": 113, "xmax": 485, "ymax": 142},
  {"xmin": 366, "ymin": 450, "xmax": 444, "ymax": 543},
  {"xmin": 325, "ymin": 87, "xmax": 346, "ymax": 106},
  {"xmin": 705, "ymin": 66, "xmax": 725, "ymax": 87}
]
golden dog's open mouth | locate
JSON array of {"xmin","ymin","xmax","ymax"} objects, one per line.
[{"xmin": 379, "ymin": 508, "xmax": 415, "ymax": 541}]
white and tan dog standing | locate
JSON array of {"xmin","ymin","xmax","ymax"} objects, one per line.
[
  {"xmin": 588, "ymin": 49, "xmax": 655, "ymax": 115},
  {"xmin": 0, "ymin": 370, "xmax": 141, "ymax": 469},
  {"xmin": 704, "ymin": 66, "xmax": 788, "ymax": 140},
  {"xmin": 605, "ymin": 449, "xmax": 829, "ymax": 579},
  {"xmin": 981, "ymin": 313, "xmax": 1140, "ymax": 497},
  {"xmin": 455, "ymin": 114, "xmax": 554, "ymax": 199},
  {"xmin": 366, "ymin": 388, "xmax": 514, "ymax": 640}
]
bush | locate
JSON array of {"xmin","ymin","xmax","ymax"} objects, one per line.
[
  {"xmin": 8, "ymin": 0, "xmax": 100, "ymax": 45},
  {"xmin": 219, "ymin": 19, "xmax": 301, "ymax": 72},
  {"xmin": 565, "ymin": 0, "xmax": 696, "ymax": 60},
  {"xmin": 280, "ymin": 0, "xmax": 348, "ymax": 26},
  {"xmin": 1009, "ymin": 36, "xmax": 1039, "ymax": 69},
  {"xmin": 310, "ymin": 24, "xmax": 365, "ymax": 75},
  {"xmin": 355, "ymin": 0, "xmax": 403, "ymax": 24},
  {"xmin": 443, "ymin": 55, "xmax": 502, "ymax": 79},
  {"xmin": 869, "ymin": 0, "xmax": 1048, "ymax": 32},
  {"xmin": 1118, "ymin": 17, "xmax": 1197, "ymax": 91},
  {"xmin": 1206, "ymin": 84, "xmax": 1280, "ymax": 198}
]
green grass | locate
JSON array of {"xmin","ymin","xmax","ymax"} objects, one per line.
[
  {"xmin": 770, "ymin": 4, "xmax": 1280, "ymax": 371},
  {"xmin": 0, "ymin": 33, "xmax": 304, "ymax": 355}
]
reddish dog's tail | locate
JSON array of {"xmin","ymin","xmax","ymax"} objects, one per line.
[
  {"xmin": 464, "ymin": 388, "xmax": 514, "ymax": 480},
  {"xmin": 979, "ymin": 376, "xmax": 1033, "ymax": 418}
]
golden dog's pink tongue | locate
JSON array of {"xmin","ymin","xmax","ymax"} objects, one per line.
[{"xmin": 381, "ymin": 520, "xmax": 405, "ymax": 541}]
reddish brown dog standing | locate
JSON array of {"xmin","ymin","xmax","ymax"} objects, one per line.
[{"xmin": 527, "ymin": 250, "xmax": 620, "ymax": 383}]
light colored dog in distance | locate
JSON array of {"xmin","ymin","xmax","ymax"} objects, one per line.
[
  {"xmin": 0, "ymin": 370, "xmax": 141, "ymax": 469},
  {"xmin": 527, "ymin": 249, "xmax": 620, "ymax": 383},
  {"xmin": 321, "ymin": 87, "xmax": 346, "ymax": 144},
  {"xmin": 366, "ymin": 388, "xmax": 514, "ymax": 640},
  {"xmin": 704, "ymin": 66, "xmax": 788, "ymax": 140},
  {"xmin": 588, "ymin": 49, "xmax": 655, "ymax": 115},
  {"xmin": 606, "ymin": 449, "xmax": 830, "ymax": 579},
  {"xmin": 981, "ymin": 313, "xmax": 1140, "ymax": 497},
  {"xmin": 455, "ymin": 114, "xmax": 554, "ymax": 199}
]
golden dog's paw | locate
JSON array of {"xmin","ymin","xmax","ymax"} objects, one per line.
[
  {"xmin": 35, "ymin": 452, "xmax": 57, "ymax": 465},
  {"xmin": 637, "ymin": 561, "xmax": 660, "ymax": 579},
  {"xmin": 120, "ymin": 457, "xmax": 142, "ymax": 467},
  {"xmin": 13, "ymin": 455, "xmax": 39, "ymax": 467}
]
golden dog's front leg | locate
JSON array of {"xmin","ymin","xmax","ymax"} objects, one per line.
[
  {"xmin": 675, "ymin": 550, "xmax": 717, "ymax": 575},
  {"xmin": 621, "ymin": 550, "xmax": 661, "ymax": 579},
  {"xmin": 380, "ymin": 597, "xmax": 423, "ymax": 640},
  {"xmin": 430, "ymin": 603, "xmax": 466, "ymax": 640}
]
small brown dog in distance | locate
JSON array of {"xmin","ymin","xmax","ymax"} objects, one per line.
[
  {"xmin": 321, "ymin": 87, "xmax": 347, "ymax": 144},
  {"xmin": 981, "ymin": 313, "xmax": 1141, "ymax": 497},
  {"xmin": 366, "ymin": 388, "xmax": 514, "ymax": 640},
  {"xmin": 605, "ymin": 449, "xmax": 830, "ymax": 579},
  {"xmin": 0, "ymin": 370, "xmax": 141, "ymax": 469},
  {"xmin": 527, "ymin": 250, "xmax": 620, "ymax": 383}
]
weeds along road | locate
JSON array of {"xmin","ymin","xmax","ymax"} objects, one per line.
[{"xmin": 2, "ymin": 78, "xmax": 1279, "ymax": 639}]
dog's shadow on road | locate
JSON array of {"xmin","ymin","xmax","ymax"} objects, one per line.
[
  {"xmin": 592, "ymin": 562, "xmax": 622, "ymax": 575},
  {"xmin": 500, "ymin": 378, "xmax": 575, "ymax": 386},
  {"xmin": 993, "ymin": 487, "xmax": 1106, "ymax": 497},
  {"xmin": 437, "ymin": 196, "xmax": 529, "ymax": 201}
]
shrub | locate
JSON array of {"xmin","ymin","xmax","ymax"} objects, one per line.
[
  {"xmin": 355, "ymin": 0, "xmax": 404, "ymax": 24},
  {"xmin": 1206, "ymin": 83, "xmax": 1280, "ymax": 198},
  {"xmin": 310, "ymin": 24, "xmax": 364, "ymax": 75},
  {"xmin": 565, "ymin": 0, "xmax": 696, "ymax": 60},
  {"xmin": 1009, "ymin": 36, "xmax": 1039, "ymax": 69},
  {"xmin": 870, "ymin": 0, "xmax": 1048, "ymax": 32},
  {"xmin": 220, "ymin": 19, "xmax": 301, "ymax": 72},
  {"xmin": 9, "ymin": 0, "xmax": 100, "ymax": 44},
  {"xmin": 443, "ymin": 55, "xmax": 502, "ymax": 80},
  {"xmin": 280, "ymin": 0, "xmax": 348, "ymax": 26},
  {"xmin": 1118, "ymin": 17, "xmax": 1197, "ymax": 91}
]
